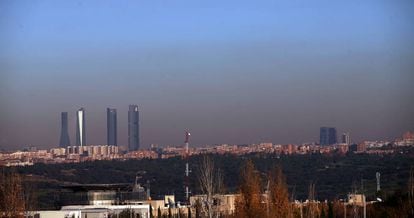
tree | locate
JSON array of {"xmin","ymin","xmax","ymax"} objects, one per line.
[
  {"xmin": 327, "ymin": 202, "xmax": 334, "ymax": 218},
  {"xmin": 0, "ymin": 171, "xmax": 25, "ymax": 218},
  {"xmin": 168, "ymin": 206, "xmax": 172, "ymax": 218},
  {"xmin": 267, "ymin": 166, "xmax": 292, "ymax": 218},
  {"xmin": 332, "ymin": 199, "xmax": 344, "ymax": 218},
  {"xmin": 158, "ymin": 206, "xmax": 162, "ymax": 218},
  {"xmin": 118, "ymin": 208, "xmax": 134, "ymax": 218},
  {"xmin": 178, "ymin": 208, "xmax": 183, "ymax": 218},
  {"xmin": 305, "ymin": 182, "xmax": 318, "ymax": 218},
  {"xmin": 150, "ymin": 205, "xmax": 154, "ymax": 218},
  {"xmin": 198, "ymin": 155, "xmax": 215, "ymax": 218},
  {"xmin": 195, "ymin": 199, "xmax": 202, "ymax": 218},
  {"xmin": 320, "ymin": 205, "xmax": 326, "ymax": 218},
  {"xmin": 187, "ymin": 206, "xmax": 192, "ymax": 218},
  {"xmin": 234, "ymin": 160, "xmax": 265, "ymax": 218},
  {"xmin": 23, "ymin": 180, "xmax": 37, "ymax": 216},
  {"xmin": 198, "ymin": 155, "xmax": 225, "ymax": 218}
]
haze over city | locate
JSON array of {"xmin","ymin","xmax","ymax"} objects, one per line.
[{"xmin": 1, "ymin": 0, "xmax": 413, "ymax": 149}]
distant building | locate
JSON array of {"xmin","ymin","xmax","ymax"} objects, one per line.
[
  {"xmin": 341, "ymin": 132, "xmax": 351, "ymax": 145},
  {"xmin": 128, "ymin": 105, "xmax": 140, "ymax": 151},
  {"xmin": 66, "ymin": 145, "xmax": 119, "ymax": 158},
  {"xmin": 31, "ymin": 204, "xmax": 150, "ymax": 218},
  {"xmin": 357, "ymin": 142, "xmax": 367, "ymax": 153},
  {"xmin": 190, "ymin": 194, "xmax": 238, "ymax": 216},
  {"xmin": 395, "ymin": 131, "xmax": 414, "ymax": 146},
  {"xmin": 76, "ymin": 108, "xmax": 86, "ymax": 146},
  {"xmin": 107, "ymin": 108, "xmax": 117, "ymax": 146},
  {"xmin": 403, "ymin": 131, "xmax": 414, "ymax": 141},
  {"xmin": 347, "ymin": 194, "xmax": 366, "ymax": 207},
  {"xmin": 60, "ymin": 183, "xmax": 147, "ymax": 206},
  {"xmin": 320, "ymin": 127, "xmax": 337, "ymax": 145},
  {"xmin": 338, "ymin": 144, "xmax": 349, "ymax": 154},
  {"xmin": 59, "ymin": 112, "xmax": 71, "ymax": 147}
]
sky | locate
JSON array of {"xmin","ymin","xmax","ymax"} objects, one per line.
[{"xmin": 0, "ymin": 0, "xmax": 413, "ymax": 150}]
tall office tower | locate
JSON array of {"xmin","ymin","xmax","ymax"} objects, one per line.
[
  {"xmin": 107, "ymin": 108, "xmax": 117, "ymax": 146},
  {"xmin": 320, "ymin": 127, "xmax": 337, "ymax": 145},
  {"xmin": 59, "ymin": 112, "xmax": 71, "ymax": 147},
  {"xmin": 76, "ymin": 108, "xmax": 86, "ymax": 146},
  {"xmin": 341, "ymin": 132, "xmax": 351, "ymax": 145},
  {"xmin": 128, "ymin": 105, "xmax": 140, "ymax": 151}
]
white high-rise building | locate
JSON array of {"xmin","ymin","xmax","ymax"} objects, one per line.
[
  {"xmin": 76, "ymin": 108, "xmax": 86, "ymax": 146},
  {"xmin": 341, "ymin": 132, "xmax": 351, "ymax": 145}
]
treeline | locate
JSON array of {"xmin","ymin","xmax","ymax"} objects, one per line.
[
  {"xmin": 231, "ymin": 160, "xmax": 414, "ymax": 218},
  {"xmin": 230, "ymin": 160, "xmax": 345, "ymax": 218},
  {"xmin": 3, "ymin": 152, "xmax": 414, "ymax": 208},
  {"xmin": 159, "ymin": 157, "xmax": 414, "ymax": 217},
  {"xmin": 1, "ymin": 153, "xmax": 414, "ymax": 217}
]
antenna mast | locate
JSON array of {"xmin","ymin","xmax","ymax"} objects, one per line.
[
  {"xmin": 376, "ymin": 172, "xmax": 381, "ymax": 192},
  {"xmin": 185, "ymin": 131, "xmax": 191, "ymax": 201}
]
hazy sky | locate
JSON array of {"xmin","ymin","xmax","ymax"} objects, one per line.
[{"xmin": 1, "ymin": 0, "xmax": 413, "ymax": 150}]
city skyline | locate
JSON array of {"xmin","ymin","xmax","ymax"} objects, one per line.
[
  {"xmin": 0, "ymin": 104, "xmax": 412, "ymax": 150},
  {"xmin": 1, "ymin": 1, "xmax": 414, "ymax": 217},
  {"xmin": 1, "ymin": 1, "xmax": 413, "ymax": 149}
]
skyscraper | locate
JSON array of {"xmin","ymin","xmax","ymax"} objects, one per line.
[
  {"xmin": 341, "ymin": 132, "xmax": 351, "ymax": 145},
  {"xmin": 107, "ymin": 108, "xmax": 117, "ymax": 146},
  {"xmin": 128, "ymin": 105, "xmax": 140, "ymax": 151},
  {"xmin": 320, "ymin": 127, "xmax": 337, "ymax": 145},
  {"xmin": 76, "ymin": 108, "xmax": 86, "ymax": 146},
  {"xmin": 59, "ymin": 112, "xmax": 71, "ymax": 147}
]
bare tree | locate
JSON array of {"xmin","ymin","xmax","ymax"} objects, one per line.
[
  {"xmin": 215, "ymin": 168, "xmax": 225, "ymax": 196},
  {"xmin": 198, "ymin": 155, "xmax": 216, "ymax": 218},
  {"xmin": 23, "ymin": 178, "xmax": 38, "ymax": 217},
  {"xmin": 351, "ymin": 182, "xmax": 359, "ymax": 218},
  {"xmin": 0, "ymin": 170, "xmax": 25, "ymax": 218},
  {"xmin": 305, "ymin": 182, "xmax": 318, "ymax": 218}
]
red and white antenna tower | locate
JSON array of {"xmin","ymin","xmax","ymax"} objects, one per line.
[{"xmin": 184, "ymin": 131, "xmax": 191, "ymax": 201}]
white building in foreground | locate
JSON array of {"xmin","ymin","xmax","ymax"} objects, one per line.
[{"xmin": 30, "ymin": 204, "xmax": 150, "ymax": 218}]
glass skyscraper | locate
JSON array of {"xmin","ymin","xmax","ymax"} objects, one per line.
[
  {"xmin": 76, "ymin": 108, "xmax": 86, "ymax": 146},
  {"xmin": 59, "ymin": 112, "xmax": 71, "ymax": 147},
  {"xmin": 107, "ymin": 108, "xmax": 117, "ymax": 146},
  {"xmin": 320, "ymin": 127, "xmax": 337, "ymax": 145},
  {"xmin": 128, "ymin": 105, "xmax": 140, "ymax": 151}
]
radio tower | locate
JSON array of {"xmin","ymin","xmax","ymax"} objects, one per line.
[
  {"xmin": 184, "ymin": 131, "xmax": 191, "ymax": 202},
  {"xmin": 376, "ymin": 172, "xmax": 381, "ymax": 192}
]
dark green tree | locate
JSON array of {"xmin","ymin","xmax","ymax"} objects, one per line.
[
  {"xmin": 328, "ymin": 202, "xmax": 334, "ymax": 218},
  {"xmin": 119, "ymin": 208, "xmax": 134, "ymax": 218},
  {"xmin": 150, "ymin": 205, "xmax": 154, "ymax": 218},
  {"xmin": 320, "ymin": 205, "xmax": 326, "ymax": 218},
  {"xmin": 158, "ymin": 206, "xmax": 162, "ymax": 218},
  {"xmin": 168, "ymin": 207, "xmax": 172, "ymax": 218},
  {"xmin": 195, "ymin": 199, "xmax": 202, "ymax": 218},
  {"xmin": 188, "ymin": 206, "xmax": 192, "ymax": 218},
  {"xmin": 178, "ymin": 208, "xmax": 182, "ymax": 218}
]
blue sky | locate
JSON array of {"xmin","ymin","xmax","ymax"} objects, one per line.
[{"xmin": 1, "ymin": 0, "xmax": 413, "ymax": 149}]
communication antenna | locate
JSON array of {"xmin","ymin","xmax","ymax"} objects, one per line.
[
  {"xmin": 184, "ymin": 131, "xmax": 192, "ymax": 202},
  {"xmin": 376, "ymin": 172, "xmax": 381, "ymax": 192}
]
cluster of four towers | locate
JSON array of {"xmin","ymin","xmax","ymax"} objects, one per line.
[{"xmin": 59, "ymin": 105, "xmax": 140, "ymax": 151}]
